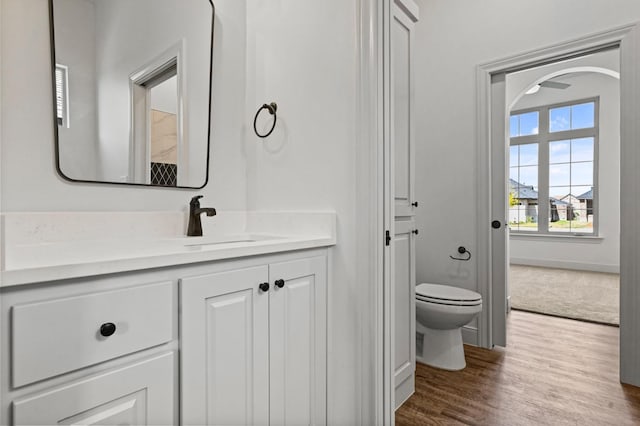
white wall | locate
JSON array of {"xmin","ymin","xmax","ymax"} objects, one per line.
[
  {"xmin": 509, "ymin": 68, "xmax": 620, "ymax": 273},
  {"xmin": 0, "ymin": 0, "xmax": 247, "ymax": 212},
  {"xmin": 1, "ymin": 0, "xmax": 363, "ymax": 423},
  {"xmin": 244, "ymin": 1, "xmax": 359, "ymax": 423},
  {"xmin": 413, "ymin": 0, "xmax": 640, "ymax": 306}
]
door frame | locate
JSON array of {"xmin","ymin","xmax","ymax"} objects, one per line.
[
  {"xmin": 476, "ymin": 23, "xmax": 640, "ymax": 385},
  {"xmin": 356, "ymin": 0, "xmax": 389, "ymax": 424}
]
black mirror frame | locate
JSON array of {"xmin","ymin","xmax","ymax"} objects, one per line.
[{"xmin": 48, "ymin": 0, "xmax": 215, "ymax": 189}]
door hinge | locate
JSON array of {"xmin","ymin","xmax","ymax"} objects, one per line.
[{"xmin": 385, "ymin": 230, "xmax": 391, "ymax": 246}]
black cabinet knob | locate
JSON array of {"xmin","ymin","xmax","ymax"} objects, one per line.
[
  {"xmin": 492, "ymin": 220, "xmax": 501, "ymax": 229},
  {"xmin": 411, "ymin": 201, "xmax": 419, "ymax": 207},
  {"xmin": 259, "ymin": 282, "xmax": 270, "ymax": 292},
  {"xmin": 275, "ymin": 279, "xmax": 285, "ymax": 288},
  {"xmin": 100, "ymin": 322, "xmax": 116, "ymax": 337},
  {"xmin": 412, "ymin": 229, "xmax": 419, "ymax": 235}
]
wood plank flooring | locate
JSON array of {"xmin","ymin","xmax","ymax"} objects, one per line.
[{"xmin": 396, "ymin": 310, "xmax": 640, "ymax": 425}]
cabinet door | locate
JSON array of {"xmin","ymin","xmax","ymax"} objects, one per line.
[
  {"xmin": 394, "ymin": 219, "xmax": 416, "ymax": 409},
  {"xmin": 13, "ymin": 352, "xmax": 175, "ymax": 425},
  {"xmin": 392, "ymin": 2, "xmax": 417, "ymax": 218},
  {"xmin": 269, "ymin": 256, "xmax": 327, "ymax": 426},
  {"xmin": 180, "ymin": 266, "xmax": 270, "ymax": 426}
]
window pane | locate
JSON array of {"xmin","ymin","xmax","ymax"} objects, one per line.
[
  {"xmin": 571, "ymin": 102, "xmax": 595, "ymax": 129},
  {"xmin": 519, "ymin": 166, "xmax": 538, "ymax": 187},
  {"xmin": 549, "ymin": 140, "xmax": 570, "ymax": 164},
  {"xmin": 550, "ymin": 186, "xmax": 571, "ymax": 202},
  {"xmin": 573, "ymin": 210, "xmax": 593, "ymax": 233},
  {"xmin": 509, "ymin": 145, "xmax": 518, "ymax": 167},
  {"xmin": 571, "ymin": 137, "xmax": 594, "ymax": 162},
  {"xmin": 550, "ymin": 164, "xmax": 570, "ymax": 186},
  {"xmin": 572, "ymin": 162, "xmax": 593, "ymax": 186},
  {"xmin": 509, "ymin": 167, "xmax": 519, "ymax": 183},
  {"xmin": 519, "ymin": 143, "xmax": 538, "ymax": 166},
  {"xmin": 509, "ymin": 115, "xmax": 519, "ymax": 138},
  {"xmin": 549, "ymin": 186, "xmax": 572, "ymax": 233},
  {"xmin": 573, "ymin": 186, "xmax": 592, "ymax": 199},
  {"xmin": 519, "ymin": 111, "xmax": 539, "ymax": 135},
  {"xmin": 549, "ymin": 106, "xmax": 570, "ymax": 132}
]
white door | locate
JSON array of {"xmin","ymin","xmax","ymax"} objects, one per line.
[
  {"xmin": 490, "ymin": 73, "xmax": 508, "ymax": 347},
  {"xmin": 392, "ymin": 2, "xmax": 417, "ymax": 218},
  {"xmin": 269, "ymin": 256, "xmax": 327, "ymax": 426},
  {"xmin": 393, "ymin": 219, "xmax": 416, "ymax": 409},
  {"xmin": 13, "ymin": 352, "xmax": 175, "ymax": 425},
  {"xmin": 180, "ymin": 266, "xmax": 270, "ymax": 426}
]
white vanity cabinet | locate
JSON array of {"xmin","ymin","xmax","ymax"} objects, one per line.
[
  {"xmin": 1, "ymin": 235, "xmax": 330, "ymax": 426},
  {"xmin": 12, "ymin": 352, "xmax": 175, "ymax": 426},
  {"xmin": 180, "ymin": 255, "xmax": 327, "ymax": 426},
  {"xmin": 1, "ymin": 279, "xmax": 178, "ymax": 426}
]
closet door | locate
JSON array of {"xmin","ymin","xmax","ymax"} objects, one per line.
[
  {"xmin": 392, "ymin": 1, "xmax": 418, "ymax": 218},
  {"xmin": 269, "ymin": 256, "xmax": 327, "ymax": 426},
  {"xmin": 393, "ymin": 218, "xmax": 416, "ymax": 409},
  {"xmin": 180, "ymin": 266, "xmax": 270, "ymax": 426}
]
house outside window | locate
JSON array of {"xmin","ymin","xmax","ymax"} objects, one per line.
[{"xmin": 509, "ymin": 98, "xmax": 598, "ymax": 235}]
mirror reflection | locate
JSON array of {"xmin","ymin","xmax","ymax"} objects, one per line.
[{"xmin": 51, "ymin": 0, "xmax": 214, "ymax": 188}]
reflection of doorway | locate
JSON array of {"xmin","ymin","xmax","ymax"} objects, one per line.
[
  {"xmin": 128, "ymin": 43, "xmax": 184, "ymax": 186},
  {"xmin": 506, "ymin": 53, "xmax": 621, "ymax": 326},
  {"xmin": 149, "ymin": 74, "xmax": 179, "ymax": 186}
]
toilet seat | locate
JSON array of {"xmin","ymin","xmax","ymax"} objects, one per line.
[{"xmin": 416, "ymin": 283, "xmax": 482, "ymax": 306}]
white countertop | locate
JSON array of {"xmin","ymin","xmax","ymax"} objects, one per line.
[{"xmin": 1, "ymin": 211, "xmax": 336, "ymax": 287}]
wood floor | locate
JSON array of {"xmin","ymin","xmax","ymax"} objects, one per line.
[{"xmin": 396, "ymin": 310, "xmax": 640, "ymax": 425}]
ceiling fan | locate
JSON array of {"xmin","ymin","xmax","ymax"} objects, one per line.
[{"xmin": 526, "ymin": 78, "xmax": 571, "ymax": 94}]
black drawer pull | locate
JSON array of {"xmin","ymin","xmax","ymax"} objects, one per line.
[
  {"xmin": 100, "ymin": 322, "xmax": 116, "ymax": 337},
  {"xmin": 275, "ymin": 279, "xmax": 285, "ymax": 288},
  {"xmin": 259, "ymin": 282, "xmax": 270, "ymax": 292}
]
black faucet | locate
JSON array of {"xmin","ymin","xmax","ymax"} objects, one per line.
[{"xmin": 187, "ymin": 195, "xmax": 217, "ymax": 237}]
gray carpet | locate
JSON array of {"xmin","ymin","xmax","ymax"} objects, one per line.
[{"xmin": 509, "ymin": 265, "xmax": 619, "ymax": 325}]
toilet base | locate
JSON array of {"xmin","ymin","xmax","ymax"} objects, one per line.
[{"xmin": 416, "ymin": 327, "xmax": 467, "ymax": 371}]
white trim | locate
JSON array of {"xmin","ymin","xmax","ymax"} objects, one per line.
[
  {"xmin": 393, "ymin": 0, "xmax": 419, "ymax": 23},
  {"xmin": 461, "ymin": 325, "xmax": 479, "ymax": 346},
  {"xmin": 510, "ymin": 257, "xmax": 619, "ymax": 274},
  {"xmin": 477, "ymin": 23, "xmax": 640, "ymax": 386},
  {"xmin": 357, "ymin": 0, "xmax": 386, "ymax": 424}
]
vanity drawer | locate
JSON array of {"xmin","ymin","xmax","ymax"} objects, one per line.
[{"xmin": 11, "ymin": 281, "xmax": 173, "ymax": 388}]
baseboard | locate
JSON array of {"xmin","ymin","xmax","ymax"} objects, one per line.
[
  {"xmin": 394, "ymin": 373, "xmax": 414, "ymax": 410},
  {"xmin": 461, "ymin": 325, "xmax": 478, "ymax": 346},
  {"xmin": 510, "ymin": 257, "xmax": 619, "ymax": 274}
]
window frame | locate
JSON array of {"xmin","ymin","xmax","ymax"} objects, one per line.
[{"xmin": 509, "ymin": 96, "xmax": 600, "ymax": 237}]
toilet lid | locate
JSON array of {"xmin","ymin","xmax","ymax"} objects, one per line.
[{"xmin": 416, "ymin": 283, "xmax": 482, "ymax": 306}]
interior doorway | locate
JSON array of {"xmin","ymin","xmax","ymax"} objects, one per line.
[
  {"xmin": 476, "ymin": 23, "xmax": 640, "ymax": 387},
  {"xmin": 505, "ymin": 49, "xmax": 621, "ymax": 326}
]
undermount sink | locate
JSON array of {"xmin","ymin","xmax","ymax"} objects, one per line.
[{"xmin": 180, "ymin": 234, "xmax": 280, "ymax": 247}]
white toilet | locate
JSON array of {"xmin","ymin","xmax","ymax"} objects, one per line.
[{"xmin": 415, "ymin": 283, "xmax": 482, "ymax": 371}]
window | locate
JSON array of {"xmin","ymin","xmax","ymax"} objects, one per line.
[
  {"xmin": 55, "ymin": 64, "xmax": 69, "ymax": 128},
  {"xmin": 509, "ymin": 98, "xmax": 598, "ymax": 235}
]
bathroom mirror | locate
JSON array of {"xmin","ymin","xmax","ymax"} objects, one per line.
[{"xmin": 49, "ymin": 0, "xmax": 214, "ymax": 188}]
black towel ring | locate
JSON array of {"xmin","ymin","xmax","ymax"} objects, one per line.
[
  {"xmin": 253, "ymin": 102, "xmax": 278, "ymax": 138},
  {"xmin": 450, "ymin": 246, "xmax": 472, "ymax": 261}
]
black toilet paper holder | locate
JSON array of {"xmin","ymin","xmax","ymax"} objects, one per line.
[{"xmin": 450, "ymin": 246, "xmax": 471, "ymax": 261}]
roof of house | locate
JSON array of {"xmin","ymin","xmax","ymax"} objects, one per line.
[
  {"xmin": 509, "ymin": 179, "xmax": 538, "ymax": 200},
  {"xmin": 577, "ymin": 188, "xmax": 593, "ymax": 200}
]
